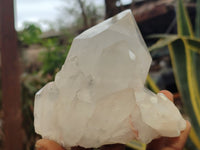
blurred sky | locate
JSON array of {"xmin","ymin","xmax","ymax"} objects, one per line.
[{"xmin": 15, "ymin": 0, "xmax": 132, "ymax": 31}]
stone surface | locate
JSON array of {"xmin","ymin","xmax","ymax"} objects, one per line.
[{"xmin": 34, "ymin": 10, "xmax": 186, "ymax": 149}]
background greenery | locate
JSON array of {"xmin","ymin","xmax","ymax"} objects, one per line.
[{"xmin": 148, "ymin": 0, "xmax": 200, "ymax": 149}]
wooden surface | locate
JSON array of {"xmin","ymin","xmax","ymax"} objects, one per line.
[{"xmin": 0, "ymin": 0, "xmax": 23, "ymax": 149}]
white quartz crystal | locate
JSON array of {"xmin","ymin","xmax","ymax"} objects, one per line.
[{"xmin": 34, "ymin": 10, "xmax": 186, "ymax": 149}]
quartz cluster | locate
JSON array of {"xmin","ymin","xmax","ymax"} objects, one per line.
[{"xmin": 34, "ymin": 10, "xmax": 186, "ymax": 149}]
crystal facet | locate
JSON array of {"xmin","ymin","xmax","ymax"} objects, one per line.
[{"xmin": 34, "ymin": 10, "xmax": 186, "ymax": 149}]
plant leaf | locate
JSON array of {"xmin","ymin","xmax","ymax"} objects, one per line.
[
  {"xmin": 126, "ymin": 140, "xmax": 146, "ymax": 150},
  {"xmin": 146, "ymin": 75, "xmax": 160, "ymax": 93},
  {"xmin": 168, "ymin": 39, "xmax": 200, "ymax": 141},
  {"xmin": 177, "ymin": 0, "xmax": 194, "ymax": 37},
  {"xmin": 190, "ymin": 126, "xmax": 200, "ymax": 149},
  {"xmin": 195, "ymin": 0, "xmax": 200, "ymax": 38},
  {"xmin": 149, "ymin": 35, "xmax": 178, "ymax": 52}
]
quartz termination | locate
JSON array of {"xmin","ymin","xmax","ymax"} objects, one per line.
[{"xmin": 34, "ymin": 10, "xmax": 186, "ymax": 148}]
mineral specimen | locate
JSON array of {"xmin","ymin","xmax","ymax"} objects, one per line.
[{"xmin": 34, "ymin": 10, "xmax": 186, "ymax": 149}]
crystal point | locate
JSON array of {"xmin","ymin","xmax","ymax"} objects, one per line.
[{"xmin": 34, "ymin": 10, "xmax": 186, "ymax": 148}]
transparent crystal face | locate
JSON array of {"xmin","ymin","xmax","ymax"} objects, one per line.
[{"xmin": 34, "ymin": 10, "xmax": 186, "ymax": 149}]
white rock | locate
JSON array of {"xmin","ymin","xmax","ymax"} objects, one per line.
[{"xmin": 34, "ymin": 10, "xmax": 186, "ymax": 149}]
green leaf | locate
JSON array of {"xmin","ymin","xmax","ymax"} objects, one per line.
[
  {"xmin": 146, "ymin": 1, "xmax": 200, "ymax": 148},
  {"xmin": 146, "ymin": 75, "xmax": 159, "ymax": 93},
  {"xmin": 177, "ymin": 0, "xmax": 194, "ymax": 37},
  {"xmin": 187, "ymin": 39, "xmax": 200, "ymax": 95},
  {"xmin": 149, "ymin": 35, "xmax": 178, "ymax": 52},
  {"xmin": 126, "ymin": 140, "xmax": 146, "ymax": 150},
  {"xmin": 147, "ymin": 34, "xmax": 177, "ymax": 39},
  {"xmin": 168, "ymin": 38, "xmax": 200, "ymax": 142},
  {"xmin": 189, "ymin": 126, "xmax": 200, "ymax": 149},
  {"xmin": 195, "ymin": 0, "xmax": 200, "ymax": 38}
]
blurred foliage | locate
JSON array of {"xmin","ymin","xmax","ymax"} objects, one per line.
[
  {"xmin": 21, "ymin": 46, "xmax": 71, "ymax": 149},
  {"xmin": 21, "ymin": 73, "xmax": 47, "ymax": 150},
  {"xmin": 18, "ymin": 23, "xmax": 42, "ymax": 46},
  {"xmin": 39, "ymin": 38, "xmax": 71, "ymax": 76},
  {"xmin": 18, "ymin": 23, "xmax": 72, "ymax": 149},
  {"xmin": 148, "ymin": 0, "xmax": 200, "ymax": 149}
]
